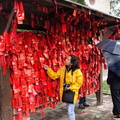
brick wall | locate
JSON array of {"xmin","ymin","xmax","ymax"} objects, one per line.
[{"xmin": 85, "ymin": 0, "xmax": 110, "ymax": 14}]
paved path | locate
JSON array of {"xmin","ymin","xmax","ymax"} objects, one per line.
[{"xmin": 30, "ymin": 93, "xmax": 115, "ymax": 120}]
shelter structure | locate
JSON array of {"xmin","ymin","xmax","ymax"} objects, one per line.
[{"xmin": 0, "ymin": 0, "xmax": 120, "ymax": 120}]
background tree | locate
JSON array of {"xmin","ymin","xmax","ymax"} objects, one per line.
[
  {"xmin": 110, "ymin": 0, "xmax": 120, "ymax": 16},
  {"xmin": 71, "ymin": 0, "xmax": 85, "ymax": 5}
]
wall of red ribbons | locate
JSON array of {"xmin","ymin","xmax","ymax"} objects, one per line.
[
  {"xmin": 0, "ymin": 1, "xmax": 108, "ymax": 120},
  {"xmin": 0, "ymin": 28, "xmax": 106, "ymax": 120}
]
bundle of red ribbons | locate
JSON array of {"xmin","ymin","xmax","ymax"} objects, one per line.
[{"xmin": 0, "ymin": 29, "xmax": 107, "ymax": 120}]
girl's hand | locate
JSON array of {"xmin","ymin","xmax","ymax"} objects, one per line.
[
  {"xmin": 44, "ymin": 64, "xmax": 49, "ymax": 70},
  {"xmin": 66, "ymin": 87, "xmax": 70, "ymax": 90}
]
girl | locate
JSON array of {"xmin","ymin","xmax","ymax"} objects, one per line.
[{"xmin": 44, "ymin": 55, "xmax": 83, "ymax": 120}]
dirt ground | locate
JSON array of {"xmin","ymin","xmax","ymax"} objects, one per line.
[{"xmin": 30, "ymin": 93, "xmax": 116, "ymax": 120}]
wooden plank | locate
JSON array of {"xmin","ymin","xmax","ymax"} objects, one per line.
[
  {"xmin": 0, "ymin": 67, "xmax": 12, "ymax": 120},
  {"xmin": 5, "ymin": 8, "xmax": 14, "ymax": 32}
]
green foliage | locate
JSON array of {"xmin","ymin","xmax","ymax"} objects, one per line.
[
  {"xmin": 17, "ymin": 29, "xmax": 46, "ymax": 34},
  {"xmin": 110, "ymin": 0, "xmax": 120, "ymax": 16},
  {"xmin": 71, "ymin": 0, "xmax": 85, "ymax": 5},
  {"xmin": 102, "ymin": 81, "xmax": 110, "ymax": 94}
]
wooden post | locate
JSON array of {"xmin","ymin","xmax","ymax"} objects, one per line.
[
  {"xmin": 96, "ymin": 31, "xmax": 103, "ymax": 105},
  {"xmin": 96, "ymin": 66, "xmax": 103, "ymax": 105},
  {"xmin": 0, "ymin": 67, "xmax": 12, "ymax": 120}
]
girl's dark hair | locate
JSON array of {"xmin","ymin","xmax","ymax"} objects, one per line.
[{"xmin": 70, "ymin": 55, "xmax": 80, "ymax": 72}]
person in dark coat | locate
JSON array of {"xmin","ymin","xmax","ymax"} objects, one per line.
[
  {"xmin": 78, "ymin": 97, "xmax": 89, "ymax": 109},
  {"xmin": 107, "ymin": 69, "xmax": 120, "ymax": 118}
]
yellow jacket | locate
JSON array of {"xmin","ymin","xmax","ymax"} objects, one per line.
[{"xmin": 47, "ymin": 66, "xmax": 83, "ymax": 104}]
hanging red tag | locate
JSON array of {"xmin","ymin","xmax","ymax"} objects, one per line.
[
  {"xmin": 73, "ymin": 10, "xmax": 77, "ymax": 17},
  {"xmin": 62, "ymin": 24, "xmax": 67, "ymax": 32}
]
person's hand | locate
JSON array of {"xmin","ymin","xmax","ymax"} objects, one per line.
[
  {"xmin": 44, "ymin": 64, "xmax": 49, "ymax": 70},
  {"xmin": 66, "ymin": 87, "xmax": 70, "ymax": 90}
]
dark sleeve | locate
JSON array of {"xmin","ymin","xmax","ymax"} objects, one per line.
[{"xmin": 107, "ymin": 69, "xmax": 114, "ymax": 85}]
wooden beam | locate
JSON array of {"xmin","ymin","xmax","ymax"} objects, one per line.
[
  {"xmin": 5, "ymin": 8, "xmax": 15, "ymax": 32},
  {"xmin": 0, "ymin": 67, "xmax": 12, "ymax": 120}
]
